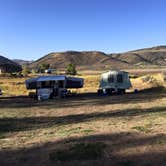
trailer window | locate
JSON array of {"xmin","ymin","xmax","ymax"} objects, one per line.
[
  {"xmin": 117, "ymin": 74, "xmax": 123, "ymax": 83},
  {"xmin": 59, "ymin": 81, "xmax": 64, "ymax": 88},
  {"xmin": 50, "ymin": 81, "xmax": 55, "ymax": 88},
  {"xmin": 41, "ymin": 81, "xmax": 51, "ymax": 88},
  {"xmin": 108, "ymin": 75, "xmax": 114, "ymax": 83}
]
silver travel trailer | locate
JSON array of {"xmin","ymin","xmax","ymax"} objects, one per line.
[
  {"xmin": 25, "ymin": 75, "xmax": 84, "ymax": 100},
  {"xmin": 98, "ymin": 70, "xmax": 132, "ymax": 95}
]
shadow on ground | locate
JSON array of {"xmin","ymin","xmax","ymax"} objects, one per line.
[
  {"xmin": 0, "ymin": 87, "xmax": 166, "ymax": 109},
  {"xmin": 0, "ymin": 132, "xmax": 165, "ymax": 166},
  {"xmin": 0, "ymin": 106, "xmax": 165, "ymax": 134}
]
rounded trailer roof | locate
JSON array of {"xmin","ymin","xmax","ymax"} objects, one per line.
[{"xmin": 102, "ymin": 70, "xmax": 129, "ymax": 76}]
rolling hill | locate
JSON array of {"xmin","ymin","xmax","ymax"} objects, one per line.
[
  {"xmin": 112, "ymin": 46, "xmax": 166, "ymax": 66},
  {"xmin": 31, "ymin": 51, "xmax": 130, "ymax": 70},
  {"xmin": 0, "ymin": 56, "xmax": 22, "ymax": 73},
  {"xmin": 31, "ymin": 46, "xmax": 166, "ymax": 70}
]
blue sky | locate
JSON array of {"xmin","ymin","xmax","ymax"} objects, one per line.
[{"xmin": 0, "ymin": 0, "xmax": 166, "ymax": 60}]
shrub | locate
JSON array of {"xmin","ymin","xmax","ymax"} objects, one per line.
[
  {"xmin": 22, "ymin": 65, "xmax": 30, "ymax": 76},
  {"xmin": 66, "ymin": 63, "xmax": 77, "ymax": 75}
]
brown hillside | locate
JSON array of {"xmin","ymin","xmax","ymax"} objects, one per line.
[
  {"xmin": 31, "ymin": 46, "xmax": 166, "ymax": 70},
  {"xmin": 32, "ymin": 51, "xmax": 130, "ymax": 70},
  {"xmin": 0, "ymin": 56, "xmax": 22, "ymax": 73},
  {"xmin": 113, "ymin": 46, "xmax": 166, "ymax": 66}
]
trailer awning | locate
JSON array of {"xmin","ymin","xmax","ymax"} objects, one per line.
[
  {"xmin": 37, "ymin": 75, "xmax": 66, "ymax": 82},
  {"xmin": 25, "ymin": 77, "xmax": 38, "ymax": 84},
  {"xmin": 25, "ymin": 75, "xmax": 84, "ymax": 89}
]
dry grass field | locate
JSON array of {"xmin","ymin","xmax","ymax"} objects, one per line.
[{"xmin": 0, "ymin": 72, "xmax": 166, "ymax": 166}]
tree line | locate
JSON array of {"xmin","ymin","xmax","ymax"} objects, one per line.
[{"xmin": 22, "ymin": 63, "xmax": 77, "ymax": 76}]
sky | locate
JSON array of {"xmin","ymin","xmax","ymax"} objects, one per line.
[{"xmin": 0, "ymin": 0, "xmax": 166, "ymax": 60}]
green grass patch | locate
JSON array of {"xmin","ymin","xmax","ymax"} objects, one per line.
[
  {"xmin": 56, "ymin": 127, "xmax": 95, "ymax": 137},
  {"xmin": 82, "ymin": 129, "xmax": 94, "ymax": 135},
  {"xmin": 132, "ymin": 125, "xmax": 152, "ymax": 133}
]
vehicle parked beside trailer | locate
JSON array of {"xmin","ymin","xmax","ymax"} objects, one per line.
[
  {"xmin": 45, "ymin": 69, "xmax": 56, "ymax": 74},
  {"xmin": 98, "ymin": 70, "xmax": 132, "ymax": 95}
]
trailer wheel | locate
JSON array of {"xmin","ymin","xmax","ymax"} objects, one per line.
[
  {"xmin": 97, "ymin": 89, "xmax": 103, "ymax": 96},
  {"xmin": 117, "ymin": 89, "xmax": 125, "ymax": 95},
  {"xmin": 106, "ymin": 89, "xmax": 113, "ymax": 96},
  {"xmin": 122, "ymin": 89, "xmax": 126, "ymax": 94}
]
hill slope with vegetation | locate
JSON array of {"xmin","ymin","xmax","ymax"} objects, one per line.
[
  {"xmin": 31, "ymin": 51, "xmax": 130, "ymax": 70},
  {"xmin": 30, "ymin": 46, "xmax": 166, "ymax": 71},
  {"xmin": 0, "ymin": 55, "xmax": 22, "ymax": 73}
]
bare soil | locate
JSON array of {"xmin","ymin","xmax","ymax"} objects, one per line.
[{"xmin": 0, "ymin": 87, "xmax": 166, "ymax": 166}]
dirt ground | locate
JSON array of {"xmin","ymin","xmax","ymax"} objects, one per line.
[{"xmin": 0, "ymin": 86, "xmax": 166, "ymax": 166}]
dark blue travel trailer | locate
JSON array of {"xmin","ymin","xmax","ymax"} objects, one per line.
[{"xmin": 25, "ymin": 75, "xmax": 84, "ymax": 100}]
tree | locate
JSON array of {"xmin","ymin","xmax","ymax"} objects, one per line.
[
  {"xmin": 66, "ymin": 63, "xmax": 77, "ymax": 75},
  {"xmin": 31, "ymin": 69, "xmax": 36, "ymax": 75},
  {"xmin": 22, "ymin": 65, "xmax": 30, "ymax": 76}
]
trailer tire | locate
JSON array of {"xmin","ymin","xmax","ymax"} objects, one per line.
[
  {"xmin": 97, "ymin": 89, "xmax": 103, "ymax": 96},
  {"xmin": 117, "ymin": 89, "xmax": 125, "ymax": 95},
  {"xmin": 106, "ymin": 89, "xmax": 113, "ymax": 96}
]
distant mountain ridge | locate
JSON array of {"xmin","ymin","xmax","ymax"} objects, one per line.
[
  {"xmin": 112, "ymin": 45, "xmax": 166, "ymax": 66},
  {"xmin": 13, "ymin": 59, "xmax": 33, "ymax": 65},
  {"xmin": 30, "ymin": 45, "xmax": 166, "ymax": 70}
]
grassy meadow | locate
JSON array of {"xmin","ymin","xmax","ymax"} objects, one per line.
[{"xmin": 0, "ymin": 71, "xmax": 166, "ymax": 166}]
